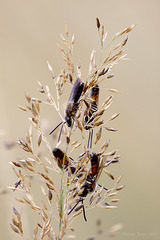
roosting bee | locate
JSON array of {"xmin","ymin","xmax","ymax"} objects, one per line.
[
  {"xmin": 50, "ymin": 78, "xmax": 84, "ymax": 141},
  {"xmin": 52, "ymin": 148, "xmax": 108, "ymax": 221},
  {"xmin": 84, "ymin": 84, "xmax": 99, "ymax": 148},
  {"xmin": 52, "ymin": 147, "xmax": 76, "ymax": 174},
  {"xmin": 68, "ymin": 152, "xmax": 108, "ymax": 221}
]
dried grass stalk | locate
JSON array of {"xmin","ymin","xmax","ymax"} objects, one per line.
[{"xmin": 9, "ymin": 18, "xmax": 135, "ymax": 240}]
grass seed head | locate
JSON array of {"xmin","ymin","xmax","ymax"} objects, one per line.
[{"xmin": 9, "ymin": 19, "xmax": 135, "ymax": 239}]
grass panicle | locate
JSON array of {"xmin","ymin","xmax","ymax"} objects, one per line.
[{"xmin": 9, "ymin": 18, "xmax": 135, "ymax": 239}]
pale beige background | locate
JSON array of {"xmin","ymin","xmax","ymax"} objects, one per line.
[{"xmin": 0, "ymin": 0, "xmax": 160, "ymax": 239}]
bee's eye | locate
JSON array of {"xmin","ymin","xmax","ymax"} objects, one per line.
[{"xmin": 65, "ymin": 116, "xmax": 72, "ymax": 127}]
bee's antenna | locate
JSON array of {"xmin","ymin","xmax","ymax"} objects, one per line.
[
  {"xmin": 87, "ymin": 129, "xmax": 93, "ymax": 149},
  {"xmin": 49, "ymin": 121, "xmax": 64, "ymax": 135},
  {"xmin": 58, "ymin": 121, "xmax": 66, "ymax": 142}
]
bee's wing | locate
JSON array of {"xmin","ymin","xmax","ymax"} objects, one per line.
[
  {"xmin": 91, "ymin": 157, "xmax": 103, "ymax": 189},
  {"xmin": 90, "ymin": 84, "xmax": 99, "ymax": 107},
  {"xmin": 68, "ymin": 78, "xmax": 84, "ymax": 103}
]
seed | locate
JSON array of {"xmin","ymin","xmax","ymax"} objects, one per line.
[
  {"xmin": 38, "ymin": 134, "xmax": 42, "ymax": 147},
  {"xmin": 48, "ymin": 189, "xmax": 53, "ymax": 201},
  {"xmin": 116, "ymin": 175, "xmax": 123, "ymax": 184},
  {"xmin": 96, "ymin": 18, "xmax": 100, "ymax": 29},
  {"xmin": 10, "ymin": 224, "xmax": 19, "ymax": 234},
  {"xmin": 116, "ymin": 185, "xmax": 126, "ymax": 191}
]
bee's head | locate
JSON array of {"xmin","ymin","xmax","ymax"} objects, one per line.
[
  {"xmin": 52, "ymin": 147, "xmax": 61, "ymax": 158},
  {"xmin": 65, "ymin": 116, "xmax": 72, "ymax": 127},
  {"xmin": 89, "ymin": 152, "xmax": 97, "ymax": 159}
]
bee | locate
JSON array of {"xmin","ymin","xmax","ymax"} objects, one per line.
[
  {"xmin": 68, "ymin": 152, "xmax": 107, "ymax": 221},
  {"xmin": 65, "ymin": 78, "xmax": 84, "ymax": 127},
  {"xmin": 84, "ymin": 84, "xmax": 99, "ymax": 148},
  {"xmin": 50, "ymin": 78, "xmax": 84, "ymax": 141},
  {"xmin": 52, "ymin": 147, "xmax": 76, "ymax": 174}
]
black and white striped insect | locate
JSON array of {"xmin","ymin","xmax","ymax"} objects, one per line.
[
  {"xmin": 84, "ymin": 83, "xmax": 99, "ymax": 148},
  {"xmin": 68, "ymin": 152, "xmax": 108, "ymax": 221}
]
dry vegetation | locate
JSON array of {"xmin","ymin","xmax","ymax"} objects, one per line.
[{"xmin": 9, "ymin": 18, "xmax": 135, "ymax": 239}]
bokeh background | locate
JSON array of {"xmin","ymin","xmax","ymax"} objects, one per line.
[{"xmin": 0, "ymin": 0, "xmax": 160, "ymax": 239}]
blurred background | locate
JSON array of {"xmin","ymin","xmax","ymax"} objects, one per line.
[{"xmin": 0, "ymin": 0, "xmax": 160, "ymax": 239}]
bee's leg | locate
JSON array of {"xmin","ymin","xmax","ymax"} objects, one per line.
[
  {"xmin": 68, "ymin": 198, "xmax": 82, "ymax": 215},
  {"xmin": 90, "ymin": 129, "xmax": 93, "ymax": 149},
  {"xmin": 87, "ymin": 130, "xmax": 91, "ymax": 149},
  {"xmin": 82, "ymin": 199, "xmax": 87, "ymax": 221}
]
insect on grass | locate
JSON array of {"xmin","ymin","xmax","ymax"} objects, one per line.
[
  {"xmin": 9, "ymin": 18, "xmax": 135, "ymax": 239},
  {"xmin": 50, "ymin": 78, "xmax": 84, "ymax": 142},
  {"xmin": 84, "ymin": 84, "xmax": 100, "ymax": 148}
]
